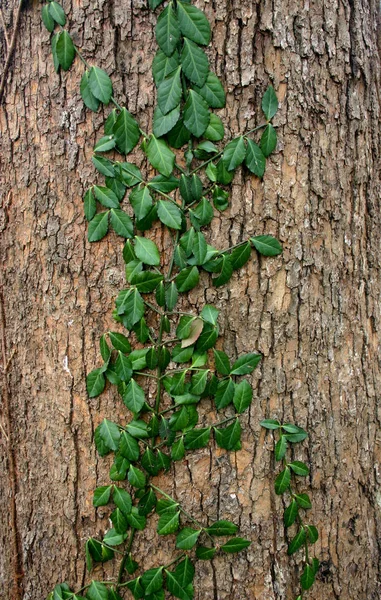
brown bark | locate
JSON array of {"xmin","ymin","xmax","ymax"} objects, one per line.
[{"xmin": 1, "ymin": 0, "xmax": 381, "ymax": 599}]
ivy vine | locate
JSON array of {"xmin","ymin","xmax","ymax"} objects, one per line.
[{"xmin": 41, "ymin": 1, "xmax": 320, "ymax": 599}]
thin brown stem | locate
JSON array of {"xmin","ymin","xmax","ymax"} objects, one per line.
[{"xmin": 0, "ymin": 0, "xmax": 24, "ymax": 104}]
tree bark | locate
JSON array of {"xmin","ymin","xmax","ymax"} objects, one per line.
[{"xmin": 1, "ymin": 1, "xmax": 381, "ymax": 599}]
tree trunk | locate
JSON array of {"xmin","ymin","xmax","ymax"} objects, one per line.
[{"xmin": 1, "ymin": 0, "xmax": 381, "ymax": 599}]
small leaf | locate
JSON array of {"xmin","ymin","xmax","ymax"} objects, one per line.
[
  {"xmin": 119, "ymin": 431, "xmax": 140, "ymax": 462},
  {"xmin": 115, "ymin": 288, "xmax": 144, "ymax": 328},
  {"xmin": 213, "ymin": 254, "xmax": 233, "ymax": 287},
  {"xmin": 142, "ymin": 567, "xmax": 163, "ymax": 595},
  {"xmin": 204, "ymin": 113, "xmax": 224, "ymax": 141},
  {"xmin": 233, "ymin": 380, "xmax": 253, "ymax": 413},
  {"xmin": 113, "ymin": 487, "xmax": 132, "ymax": 515},
  {"xmin": 165, "ymin": 281, "xmax": 179, "ymax": 310},
  {"xmin": 157, "ymin": 66, "xmax": 182, "ymax": 115},
  {"xmin": 222, "ymin": 136, "xmax": 246, "ymax": 171},
  {"xmin": 184, "ymin": 427, "xmax": 211, "ymax": 450},
  {"xmin": 231, "ymin": 352, "xmax": 261, "ymax": 375},
  {"xmin": 93, "ymin": 486, "xmax": 112, "ymax": 507},
  {"xmin": 110, "ymin": 209, "xmax": 134, "ymax": 238},
  {"xmin": 158, "ymin": 200, "xmax": 182, "ymax": 230},
  {"xmin": 181, "ymin": 39, "xmax": 209, "ymax": 87},
  {"xmin": 176, "ymin": 266, "xmax": 199, "ymax": 292},
  {"xmin": 260, "ymin": 419, "xmax": 281, "ymax": 430},
  {"xmin": 196, "ymin": 546, "xmax": 216, "ymax": 560},
  {"xmin": 288, "ymin": 461, "xmax": 309, "ymax": 476},
  {"xmin": 262, "ymin": 85, "xmax": 279, "ymax": 121},
  {"xmin": 42, "ymin": 4, "xmax": 55, "ymax": 31},
  {"xmin": 80, "ymin": 72, "xmax": 100, "ymax": 112},
  {"xmin": 124, "ymin": 379, "xmax": 145, "ymax": 413},
  {"xmin": 194, "ymin": 72, "xmax": 226, "ymax": 108},
  {"xmin": 93, "ymin": 186, "xmax": 120, "ymax": 209},
  {"xmin": 251, "ymin": 235, "xmax": 283, "ymax": 257},
  {"xmin": 86, "ymin": 368, "xmax": 106, "ymax": 398},
  {"xmin": 56, "ymin": 30, "xmax": 75, "ymax": 71},
  {"xmin": 146, "ymin": 136, "xmax": 175, "ymax": 177},
  {"xmin": 214, "ymin": 378, "xmax": 235, "ymax": 409},
  {"xmin": 94, "ymin": 419, "xmax": 120, "ymax": 455},
  {"xmin": 109, "ymin": 332, "xmax": 131, "ymax": 353},
  {"xmin": 88, "ymin": 66, "xmax": 113, "ymax": 104},
  {"xmin": 260, "ymin": 124, "xmax": 277, "ymax": 157},
  {"xmin": 157, "ymin": 510, "xmax": 180, "ymax": 535},
  {"xmin": 245, "ymin": 139, "xmax": 266, "ymax": 177},
  {"xmin": 183, "ymin": 90, "xmax": 210, "ymax": 138},
  {"xmin": 220, "ymin": 538, "xmax": 251, "ymax": 553},
  {"xmin": 294, "ymin": 493, "xmax": 312, "ymax": 509},
  {"xmin": 176, "ymin": 1, "xmax": 211, "ymax": 45},
  {"xmin": 300, "ymin": 564, "xmax": 315, "ymax": 591},
  {"xmin": 275, "ymin": 436, "xmax": 288, "ymax": 461},
  {"xmin": 110, "ymin": 507, "xmax": 128, "ymax": 534},
  {"xmin": 230, "ymin": 242, "xmax": 251, "ymax": 270},
  {"xmin": 214, "ymin": 419, "xmax": 241, "ymax": 451},
  {"xmin": 129, "ymin": 186, "xmax": 153, "ymax": 221},
  {"xmin": 205, "ymin": 520, "xmax": 238, "ymax": 536},
  {"xmin": 200, "ymin": 305, "xmax": 219, "ymax": 325},
  {"xmin": 126, "ymin": 507, "xmax": 147, "ymax": 530},
  {"xmin": 176, "ymin": 528, "xmax": 202, "ymax": 550},
  {"xmin": 284, "ymin": 500, "xmax": 298, "ymax": 527},
  {"xmin": 113, "ymin": 107, "xmax": 140, "ymax": 155},
  {"xmin": 92, "ymin": 155, "xmax": 115, "ymax": 177},
  {"xmin": 274, "ymin": 466, "xmax": 291, "ymax": 495},
  {"xmin": 86, "ymin": 581, "xmax": 109, "ymax": 600},
  {"xmin": 287, "ymin": 528, "xmax": 306, "ymax": 555},
  {"xmin": 152, "ymin": 49, "xmax": 179, "ymax": 85},
  {"xmin": 305, "ymin": 525, "xmax": 319, "ymax": 543},
  {"xmin": 128, "ymin": 465, "xmax": 146, "ymax": 488},
  {"xmin": 103, "ymin": 529, "xmax": 127, "ymax": 547},
  {"xmin": 153, "ymin": 104, "xmax": 180, "ymax": 138},
  {"xmin": 155, "ymin": 3, "xmax": 180, "ymax": 57},
  {"xmin": 134, "ymin": 236, "xmax": 160, "ymax": 266},
  {"xmin": 48, "ymin": 2, "xmax": 66, "ymax": 26}
]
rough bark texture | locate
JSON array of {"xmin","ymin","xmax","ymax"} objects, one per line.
[{"xmin": 1, "ymin": 0, "xmax": 381, "ymax": 599}]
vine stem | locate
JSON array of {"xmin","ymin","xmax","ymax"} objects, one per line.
[
  {"xmin": 117, "ymin": 527, "xmax": 136, "ymax": 588},
  {"xmin": 0, "ymin": 0, "xmax": 23, "ymax": 104}
]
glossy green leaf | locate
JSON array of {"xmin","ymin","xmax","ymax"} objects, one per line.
[
  {"xmin": 94, "ymin": 419, "xmax": 120, "ymax": 455},
  {"xmin": 48, "ymin": 2, "xmax": 66, "ymax": 26},
  {"xmin": 153, "ymin": 104, "xmax": 180, "ymax": 138},
  {"xmin": 287, "ymin": 528, "xmax": 306, "ymax": 555},
  {"xmin": 230, "ymin": 241, "xmax": 251, "ymax": 270},
  {"xmin": 134, "ymin": 236, "xmax": 160, "ymax": 266},
  {"xmin": 221, "ymin": 538, "xmax": 251, "ymax": 553},
  {"xmin": 250, "ymin": 235, "xmax": 283, "ymax": 256},
  {"xmin": 174, "ymin": 557, "xmax": 195, "ymax": 588},
  {"xmin": 86, "ymin": 368, "xmax": 106, "ymax": 398},
  {"xmin": 214, "ymin": 378, "xmax": 235, "ymax": 409},
  {"xmin": 190, "ymin": 369, "xmax": 209, "ymax": 395},
  {"xmin": 196, "ymin": 546, "xmax": 216, "ymax": 560},
  {"xmin": 196, "ymin": 322, "xmax": 218, "ymax": 351},
  {"xmin": 205, "ymin": 520, "xmax": 238, "ymax": 536},
  {"xmin": 113, "ymin": 487, "xmax": 132, "ymax": 515},
  {"xmin": 109, "ymin": 332, "xmax": 131, "ymax": 353},
  {"xmin": 146, "ymin": 135, "xmax": 175, "ymax": 177},
  {"xmin": 156, "ymin": 3, "xmax": 180, "ymax": 56},
  {"xmin": 124, "ymin": 379, "xmax": 145, "ymax": 413},
  {"xmin": 284, "ymin": 499, "xmax": 298, "ymax": 527},
  {"xmin": 288, "ymin": 461, "xmax": 309, "ymax": 476},
  {"xmin": 42, "ymin": 4, "xmax": 55, "ymax": 31},
  {"xmin": 93, "ymin": 186, "xmax": 119, "ymax": 209},
  {"xmin": 275, "ymin": 467, "xmax": 291, "ymax": 495},
  {"xmin": 177, "ymin": 1, "xmax": 211, "ymax": 45},
  {"xmin": 176, "ymin": 528, "xmax": 201, "ymax": 550},
  {"xmin": 190, "ymin": 198, "xmax": 214, "ymax": 229},
  {"xmin": 51, "ymin": 34, "xmax": 60, "ymax": 73},
  {"xmin": 275, "ymin": 435, "xmax": 288, "ymax": 461},
  {"xmin": 200, "ymin": 304, "xmax": 219, "ymax": 325},
  {"xmin": 93, "ymin": 486, "xmax": 112, "ymax": 507},
  {"xmin": 56, "ymin": 31, "xmax": 75, "ymax": 71},
  {"xmin": 119, "ymin": 431, "xmax": 140, "ymax": 462},
  {"xmin": 233, "ymin": 380, "xmax": 253, "ymax": 413},
  {"xmin": 157, "ymin": 66, "xmax": 182, "ymax": 115},
  {"xmin": 158, "ymin": 200, "xmax": 182, "ymax": 229},
  {"xmin": 142, "ymin": 567, "xmax": 164, "ymax": 595},
  {"xmin": 204, "ymin": 113, "xmax": 224, "ymax": 141},
  {"xmin": 167, "ymin": 118, "xmax": 191, "ymax": 148},
  {"xmin": 213, "ymin": 349, "xmax": 230, "ymax": 375},
  {"xmin": 245, "ymin": 139, "xmax": 266, "ymax": 177},
  {"xmin": 125, "ymin": 577, "xmax": 144, "ymax": 600},
  {"xmin": 214, "ymin": 419, "xmax": 241, "ymax": 450},
  {"xmin": 132, "ymin": 271, "xmax": 163, "ymax": 293},
  {"xmin": 110, "ymin": 507, "xmax": 128, "ymax": 534},
  {"xmin": 149, "ymin": 174, "xmax": 179, "ymax": 194},
  {"xmin": 157, "ymin": 510, "xmax": 180, "ymax": 535},
  {"xmin": 176, "ymin": 266, "xmax": 199, "ymax": 292},
  {"xmin": 222, "ymin": 136, "xmax": 246, "ymax": 171},
  {"xmin": 116, "ymin": 288, "xmax": 144, "ymax": 327},
  {"xmin": 94, "ymin": 135, "xmax": 116, "ymax": 152},
  {"xmin": 262, "ymin": 85, "xmax": 278, "ymax": 121},
  {"xmin": 80, "ymin": 72, "xmax": 100, "ymax": 112},
  {"xmin": 165, "ymin": 570, "xmax": 193, "ymax": 600},
  {"xmin": 118, "ymin": 162, "xmax": 143, "ymax": 186},
  {"xmin": 92, "ymin": 155, "xmax": 115, "ymax": 177},
  {"xmin": 184, "ymin": 427, "xmax": 211, "ymax": 449},
  {"xmin": 128, "ymin": 465, "xmax": 146, "ymax": 488},
  {"xmin": 260, "ymin": 124, "xmax": 277, "ymax": 157},
  {"xmin": 306, "ymin": 525, "xmax": 319, "ymax": 543},
  {"xmin": 260, "ymin": 419, "xmax": 281, "ymax": 430},
  {"xmin": 110, "ymin": 209, "xmax": 134, "ymax": 238},
  {"xmin": 86, "ymin": 581, "xmax": 109, "ymax": 600},
  {"xmin": 88, "ymin": 66, "xmax": 113, "ymax": 104},
  {"xmin": 171, "ymin": 437, "xmax": 186, "ymax": 461},
  {"xmin": 213, "ymin": 255, "xmax": 233, "ymax": 287},
  {"xmin": 165, "ymin": 281, "xmax": 179, "ymax": 310},
  {"xmin": 294, "ymin": 493, "xmax": 312, "ymax": 509},
  {"xmin": 300, "ymin": 564, "xmax": 315, "ymax": 591},
  {"xmin": 113, "ymin": 107, "xmax": 140, "ymax": 155},
  {"xmin": 194, "ymin": 72, "xmax": 226, "ymax": 108},
  {"xmin": 152, "ymin": 49, "xmax": 180, "ymax": 85},
  {"xmin": 181, "ymin": 39, "xmax": 209, "ymax": 87},
  {"xmin": 126, "ymin": 507, "xmax": 146, "ymax": 530},
  {"xmin": 231, "ymin": 352, "xmax": 261, "ymax": 375},
  {"xmin": 103, "ymin": 528, "xmax": 127, "ymax": 547},
  {"xmin": 126, "ymin": 419, "xmax": 149, "ymax": 439},
  {"xmin": 129, "ymin": 186, "xmax": 153, "ymax": 221}
]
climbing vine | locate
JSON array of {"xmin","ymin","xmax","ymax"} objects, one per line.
[{"xmin": 41, "ymin": 1, "xmax": 320, "ymax": 599}]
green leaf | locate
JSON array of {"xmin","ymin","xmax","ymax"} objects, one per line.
[
  {"xmin": 212, "ymin": 185, "xmax": 229, "ymax": 210},
  {"xmin": 109, "ymin": 332, "xmax": 131, "ymax": 353},
  {"xmin": 152, "ymin": 49, "xmax": 179, "ymax": 85},
  {"xmin": 115, "ymin": 288, "xmax": 144, "ymax": 328},
  {"xmin": 119, "ymin": 162, "xmax": 143, "ymax": 186},
  {"xmin": 245, "ymin": 139, "xmax": 266, "ymax": 177},
  {"xmin": 250, "ymin": 235, "xmax": 283, "ymax": 256},
  {"xmin": 214, "ymin": 378, "xmax": 235, "ymax": 409},
  {"xmin": 149, "ymin": 174, "xmax": 179, "ymax": 194},
  {"xmin": 190, "ymin": 198, "xmax": 214, "ymax": 228},
  {"xmin": 275, "ymin": 466, "xmax": 291, "ymax": 495},
  {"xmin": 260, "ymin": 419, "xmax": 281, "ymax": 430},
  {"xmin": 306, "ymin": 525, "xmax": 319, "ymax": 543},
  {"xmin": 126, "ymin": 419, "xmax": 149, "ymax": 439},
  {"xmin": 216, "ymin": 160, "xmax": 234, "ymax": 185},
  {"xmin": 213, "ymin": 254, "xmax": 233, "ymax": 287},
  {"xmin": 184, "ymin": 427, "xmax": 211, "ymax": 449},
  {"xmin": 51, "ymin": 34, "xmax": 60, "ymax": 73},
  {"xmin": 42, "ymin": 5, "xmax": 55, "ymax": 31},
  {"xmin": 275, "ymin": 435, "xmax": 288, "ymax": 461},
  {"xmin": 119, "ymin": 431, "xmax": 140, "ymax": 462},
  {"xmin": 149, "ymin": 0, "xmax": 165, "ymax": 9},
  {"xmin": 183, "ymin": 90, "xmax": 210, "ymax": 138},
  {"xmin": 128, "ymin": 465, "xmax": 146, "ymax": 488},
  {"xmin": 110, "ymin": 507, "xmax": 128, "ymax": 534},
  {"xmin": 174, "ymin": 557, "xmax": 195, "ymax": 588},
  {"xmin": 312, "ymin": 558, "xmax": 320, "ymax": 575},
  {"xmin": 172, "ymin": 345, "xmax": 194, "ymax": 363},
  {"xmin": 157, "ymin": 510, "xmax": 180, "ymax": 535},
  {"xmin": 262, "ymin": 85, "xmax": 279, "ymax": 120},
  {"xmin": 284, "ymin": 500, "xmax": 299, "ymax": 527},
  {"xmin": 104, "ymin": 109, "xmax": 118, "ymax": 134},
  {"xmin": 194, "ymin": 72, "xmax": 226, "ymax": 108},
  {"xmin": 93, "ymin": 486, "xmax": 112, "ymax": 507},
  {"xmin": 215, "ymin": 419, "xmax": 241, "ymax": 450},
  {"xmin": 142, "ymin": 567, "xmax": 164, "ymax": 595},
  {"xmin": 171, "ymin": 437, "xmax": 186, "ymax": 461},
  {"xmin": 167, "ymin": 118, "xmax": 191, "ymax": 148},
  {"xmin": 92, "ymin": 155, "xmax": 115, "ymax": 177},
  {"xmin": 123, "ymin": 379, "xmax": 145, "ymax": 413},
  {"xmin": 56, "ymin": 31, "xmax": 75, "ymax": 71},
  {"xmin": 196, "ymin": 546, "xmax": 216, "ymax": 560},
  {"xmin": 158, "ymin": 200, "xmax": 182, "ymax": 230},
  {"xmin": 221, "ymin": 538, "xmax": 251, "ymax": 553},
  {"xmin": 132, "ymin": 271, "xmax": 163, "ymax": 293},
  {"xmin": 88, "ymin": 66, "xmax": 113, "ymax": 104},
  {"xmin": 294, "ymin": 493, "xmax": 312, "ymax": 509},
  {"xmin": 146, "ymin": 136, "xmax": 175, "ymax": 177},
  {"xmin": 80, "ymin": 72, "xmax": 100, "ymax": 112},
  {"xmin": 204, "ymin": 113, "xmax": 224, "ymax": 141},
  {"xmin": 176, "ymin": 266, "xmax": 199, "ymax": 292},
  {"xmin": 93, "ymin": 186, "xmax": 119, "ymax": 209},
  {"xmin": 181, "ymin": 39, "xmax": 209, "ymax": 87},
  {"xmin": 138, "ymin": 488, "xmax": 157, "ymax": 516},
  {"xmin": 113, "ymin": 107, "xmax": 140, "ymax": 155},
  {"xmin": 233, "ymin": 380, "xmax": 253, "ymax": 413},
  {"xmin": 176, "ymin": 528, "xmax": 201, "ymax": 550},
  {"xmin": 196, "ymin": 322, "xmax": 218, "ymax": 351},
  {"xmin": 165, "ymin": 570, "xmax": 193, "ymax": 600},
  {"xmin": 113, "ymin": 487, "xmax": 132, "ymax": 515},
  {"xmin": 200, "ymin": 304, "xmax": 219, "ymax": 325},
  {"xmin": 213, "ymin": 349, "xmax": 230, "ymax": 375},
  {"xmin": 157, "ymin": 66, "xmax": 182, "ymax": 115},
  {"xmin": 287, "ymin": 528, "xmax": 306, "ymax": 555},
  {"xmin": 177, "ymin": 1, "xmax": 211, "ymax": 45},
  {"xmin": 165, "ymin": 281, "xmax": 179, "ymax": 310},
  {"xmin": 205, "ymin": 520, "xmax": 238, "ymax": 536},
  {"xmin": 103, "ymin": 528, "xmax": 127, "ymax": 547},
  {"xmin": 94, "ymin": 135, "xmax": 116, "ymax": 152},
  {"xmin": 191, "ymin": 231, "xmax": 207, "ymax": 265},
  {"xmin": 109, "ymin": 454, "xmax": 129, "ymax": 481},
  {"xmin": 156, "ymin": 3, "xmax": 180, "ymax": 56},
  {"xmin": 231, "ymin": 352, "xmax": 261, "ymax": 375},
  {"xmin": 126, "ymin": 507, "xmax": 147, "ymax": 530},
  {"xmin": 153, "ymin": 104, "xmax": 180, "ymax": 138},
  {"xmin": 230, "ymin": 241, "xmax": 251, "ymax": 270},
  {"xmin": 125, "ymin": 577, "xmax": 145, "ymax": 600},
  {"xmin": 110, "ymin": 209, "xmax": 134, "ymax": 238},
  {"xmin": 86, "ymin": 581, "xmax": 109, "ymax": 600},
  {"xmin": 86, "ymin": 368, "xmax": 106, "ymax": 398},
  {"xmin": 222, "ymin": 137, "xmax": 246, "ymax": 171},
  {"xmin": 300, "ymin": 564, "xmax": 315, "ymax": 591},
  {"xmin": 260, "ymin": 124, "xmax": 277, "ymax": 157},
  {"xmin": 190, "ymin": 369, "xmax": 209, "ymax": 395},
  {"xmin": 288, "ymin": 461, "xmax": 309, "ymax": 476},
  {"xmin": 95, "ymin": 419, "xmax": 120, "ymax": 454},
  {"xmin": 48, "ymin": 2, "xmax": 66, "ymax": 26},
  {"xmin": 134, "ymin": 236, "xmax": 160, "ymax": 266},
  {"xmin": 129, "ymin": 186, "xmax": 153, "ymax": 221}
]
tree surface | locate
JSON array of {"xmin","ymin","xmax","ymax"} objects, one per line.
[{"xmin": 1, "ymin": 1, "xmax": 381, "ymax": 599}]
